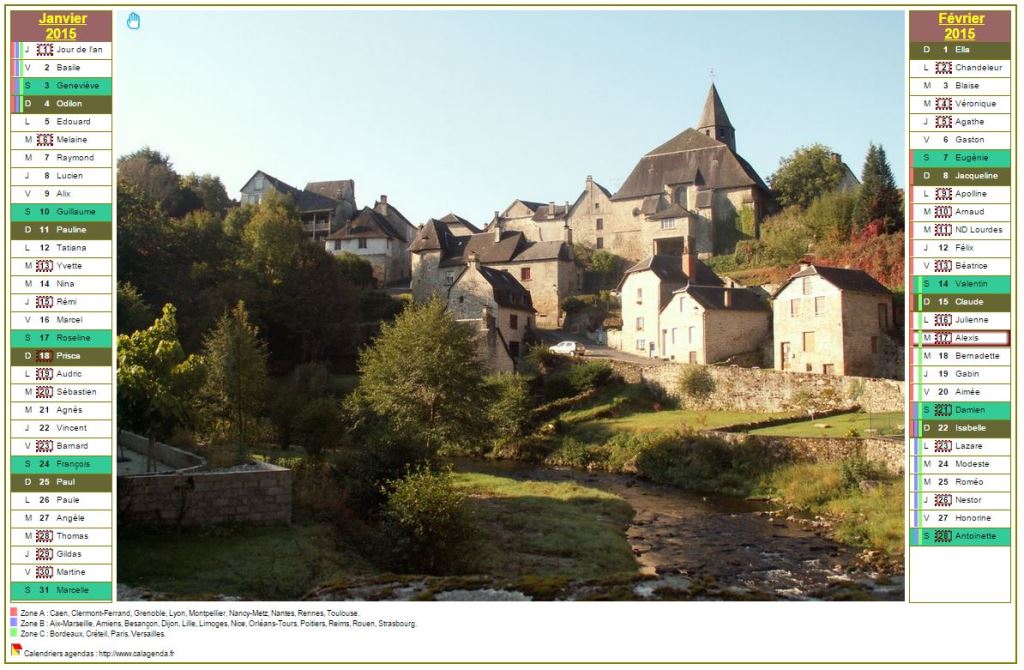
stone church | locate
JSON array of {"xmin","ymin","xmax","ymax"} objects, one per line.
[{"xmin": 563, "ymin": 84, "xmax": 773, "ymax": 261}]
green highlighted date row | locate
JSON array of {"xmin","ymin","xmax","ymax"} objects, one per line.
[
  {"xmin": 914, "ymin": 276, "xmax": 1010, "ymax": 294},
  {"xmin": 12, "ymin": 331, "xmax": 112, "ymax": 348},
  {"xmin": 11, "ymin": 582, "xmax": 112, "ymax": 602},
  {"xmin": 916, "ymin": 402, "xmax": 1009, "ymax": 421},
  {"xmin": 10, "ymin": 204, "xmax": 112, "ymax": 222},
  {"xmin": 17, "ymin": 77, "xmax": 111, "ymax": 95},
  {"xmin": 11, "ymin": 456, "xmax": 111, "ymax": 475},
  {"xmin": 913, "ymin": 528, "xmax": 1010, "ymax": 547}
]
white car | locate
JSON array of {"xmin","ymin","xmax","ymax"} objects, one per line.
[{"xmin": 549, "ymin": 341, "xmax": 586, "ymax": 357}]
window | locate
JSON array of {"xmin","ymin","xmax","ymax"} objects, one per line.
[
  {"xmin": 871, "ymin": 336, "xmax": 879, "ymax": 353},
  {"xmin": 688, "ymin": 351, "xmax": 697, "ymax": 364},
  {"xmin": 510, "ymin": 314, "xmax": 518, "ymax": 330},
  {"xmin": 636, "ymin": 317, "xmax": 644, "ymax": 331},
  {"xmin": 790, "ymin": 299, "xmax": 800, "ymax": 316},
  {"xmin": 814, "ymin": 296, "xmax": 825, "ymax": 315},
  {"xmin": 596, "ymin": 218, "xmax": 604, "ymax": 230},
  {"xmin": 520, "ymin": 267, "xmax": 531, "ymax": 281},
  {"xmin": 802, "ymin": 331, "xmax": 815, "ymax": 352},
  {"xmin": 358, "ymin": 238, "xmax": 368, "ymax": 249},
  {"xmin": 802, "ymin": 277, "xmax": 812, "ymax": 295},
  {"xmin": 596, "ymin": 237, "xmax": 604, "ymax": 249},
  {"xmin": 333, "ymin": 240, "xmax": 341, "ymax": 251},
  {"xmin": 688, "ymin": 326, "xmax": 695, "ymax": 344},
  {"xmin": 661, "ymin": 218, "xmax": 676, "ymax": 230},
  {"xmin": 824, "ymin": 364, "xmax": 835, "ymax": 375},
  {"xmin": 444, "ymin": 271, "xmax": 455, "ymax": 286},
  {"xmin": 254, "ymin": 175, "xmax": 264, "ymax": 191},
  {"xmin": 594, "ymin": 202, "xmax": 600, "ymax": 211},
  {"xmin": 674, "ymin": 186, "xmax": 687, "ymax": 205},
  {"xmin": 671, "ymin": 328, "xmax": 677, "ymax": 345},
  {"xmin": 805, "ymin": 363, "xmax": 813, "ymax": 372},
  {"xmin": 635, "ymin": 339, "xmax": 646, "ymax": 351},
  {"xmin": 636, "ymin": 288, "xmax": 643, "ymax": 304},
  {"xmin": 878, "ymin": 303, "xmax": 889, "ymax": 329}
]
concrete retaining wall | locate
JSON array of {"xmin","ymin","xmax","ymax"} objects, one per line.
[
  {"xmin": 118, "ymin": 462, "xmax": 292, "ymax": 527},
  {"xmin": 118, "ymin": 430, "xmax": 206, "ymax": 472}
]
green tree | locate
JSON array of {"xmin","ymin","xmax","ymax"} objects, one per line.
[
  {"xmin": 181, "ymin": 173, "xmax": 232, "ymax": 213},
  {"xmin": 116, "ymin": 281, "xmax": 152, "ymax": 335},
  {"xmin": 202, "ymin": 301, "xmax": 270, "ymax": 459},
  {"xmin": 117, "ymin": 147, "xmax": 181, "ymax": 210},
  {"xmin": 116, "ymin": 304, "xmax": 205, "ymax": 441},
  {"xmin": 853, "ymin": 143, "xmax": 903, "ymax": 233},
  {"xmin": 484, "ymin": 373, "xmax": 535, "ymax": 444},
  {"xmin": 356, "ymin": 298, "xmax": 487, "ymax": 452},
  {"xmin": 590, "ymin": 250, "xmax": 619, "ymax": 289},
  {"xmin": 241, "ymin": 190, "xmax": 306, "ymax": 282},
  {"xmin": 769, "ymin": 144, "xmax": 847, "ymax": 209}
]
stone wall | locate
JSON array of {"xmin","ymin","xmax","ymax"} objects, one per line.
[
  {"xmin": 610, "ymin": 361, "xmax": 904, "ymax": 414},
  {"xmin": 707, "ymin": 431, "xmax": 904, "ymax": 475},
  {"xmin": 118, "ymin": 431, "xmax": 206, "ymax": 471},
  {"xmin": 118, "ymin": 462, "xmax": 292, "ymax": 527}
]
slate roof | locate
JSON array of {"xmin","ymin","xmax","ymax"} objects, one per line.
[
  {"xmin": 531, "ymin": 203, "xmax": 570, "ymax": 221},
  {"xmin": 305, "ymin": 180, "xmax": 354, "ymax": 204},
  {"xmin": 646, "ymin": 203, "xmax": 696, "ymax": 220},
  {"xmin": 775, "ymin": 265, "xmax": 892, "ymax": 297},
  {"xmin": 474, "ymin": 265, "xmax": 536, "ymax": 312},
  {"xmin": 675, "ymin": 285, "xmax": 769, "ymax": 312},
  {"xmin": 620, "ymin": 254, "xmax": 724, "ymax": 288},
  {"xmin": 326, "ymin": 207, "xmax": 401, "ymax": 241},
  {"xmin": 438, "ymin": 213, "xmax": 481, "ymax": 233},
  {"xmin": 613, "ymin": 130, "xmax": 769, "ymax": 201},
  {"xmin": 243, "ymin": 171, "xmax": 345, "ymax": 213},
  {"xmin": 697, "ymin": 84, "xmax": 734, "ymax": 131},
  {"xmin": 412, "ymin": 219, "xmax": 571, "ymax": 266},
  {"xmin": 374, "ymin": 200, "xmax": 416, "ymax": 242}
]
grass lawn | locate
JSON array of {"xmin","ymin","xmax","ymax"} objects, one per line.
[
  {"xmin": 454, "ymin": 472, "xmax": 638, "ymax": 580},
  {"xmin": 750, "ymin": 411, "xmax": 905, "ymax": 438},
  {"xmin": 118, "ymin": 522, "xmax": 374, "ymax": 600}
]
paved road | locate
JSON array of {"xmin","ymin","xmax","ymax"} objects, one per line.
[{"xmin": 534, "ymin": 328, "xmax": 668, "ymax": 366}]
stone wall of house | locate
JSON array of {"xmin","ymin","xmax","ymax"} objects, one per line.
[
  {"xmin": 842, "ymin": 290, "xmax": 896, "ymax": 377},
  {"xmin": 617, "ymin": 362, "xmax": 904, "ymax": 413},
  {"xmin": 703, "ymin": 306, "xmax": 771, "ymax": 364},
  {"xmin": 489, "ymin": 257, "xmax": 575, "ymax": 328},
  {"xmin": 619, "ymin": 270, "xmax": 667, "ymax": 356},
  {"xmin": 410, "ymin": 251, "xmax": 446, "ymax": 303},
  {"xmin": 706, "ymin": 430, "xmax": 904, "ymax": 475},
  {"xmin": 774, "ymin": 274, "xmax": 845, "ymax": 374},
  {"xmin": 118, "ymin": 462, "xmax": 292, "ymax": 527},
  {"xmin": 568, "ymin": 179, "xmax": 646, "ymax": 260}
]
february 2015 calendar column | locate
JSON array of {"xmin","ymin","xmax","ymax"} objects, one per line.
[
  {"xmin": 7, "ymin": 10, "xmax": 114, "ymax": 604},
  {"xmin": 908, "ymin": 9, "xmax": 1013, "ymax": 603}
]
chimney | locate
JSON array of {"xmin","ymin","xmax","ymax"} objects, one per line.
[
  {"xmin": 467, "ymin": 251, "xmax": 480, "ymax": 270},
  {"xmin": 831, "ymin": 153, "xmax": 842, "ymax": 163},
  {"xmin": 494, "ymin": 217, "xmax": 504, "ymax": 242},
  {"xmin": 375, "ymin": 195, "xmax": 388, "ymax": 215},
  {"xmin": 586, "ymin": 175, "xmax": 593, "ymax": 185},
  {"xmin": 563, "ymin": 222, "xmax": 573, "ymax": 245},
  {"xmin": 723, "ymin": 288, "xmax": 733, "ymax": 309},
  {"xmin": 682, "ymin": 236, "xmax": 697, "ymax": 282},
  {"xmin": 548, "ymin": 201, "xmax": 556, "ymax": 218}
]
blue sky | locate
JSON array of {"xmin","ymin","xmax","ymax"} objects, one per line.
[{"xmin": 116, "ymin": 9, "xmax": 905, "ymax": 225}]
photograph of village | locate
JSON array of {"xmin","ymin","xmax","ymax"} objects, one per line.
[{"xmin": 115, "ymin": 9, "xmax": 906, "ymax": 601}]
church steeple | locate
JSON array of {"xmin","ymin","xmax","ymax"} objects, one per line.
[{"xmin": 696, "ymin": 84, "xmax": 735, "ymax": 152}]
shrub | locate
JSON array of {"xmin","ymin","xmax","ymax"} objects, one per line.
[
  {"xmin": 567, "ymin": 361, "xmax": 614, "ymax": 393},
  {"xmin": 547, "ymin": 438, "xmax": 608, "ymax": 469},
  {"xmin": 542, "ymin": 369, "xmax": 577, "ymax": 402},
  {"xmin": 677, "ymin": 365, "xmax": 716, "ymax": 402},
  {"xmin": 294, "ymin": 398, "xmax": 343, "ymax": 461},
  {"xmin": 484, "ymin": 373, "xmax": 536, "ymax": 444},
  {"xmin": 840, "ymin": 457, "xmax": 881, "ymax": 489},
  {"xmin": 378, "ymin": 466, "xmax": 472, "ymax": 574}
]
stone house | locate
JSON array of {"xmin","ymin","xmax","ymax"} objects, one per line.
[
  {"xmin": 239, "ymin": 170, "xmax": 356, "ymax": 241},
  {"xmin": 435, "ymin": 212, "xmax": 482, "ymax": 236},
  {"xmin": 324, "ymin": 195, "xmax": 417, "ymax": 285},
  {"xmin": 566, "ymin": 84, "xmax": 773, "ymax": 260},
  {"xmin": 491, "ymin": 199, "xmax": 572, "ymax": 243},
  {"xmin": 410, "ymin": 218, "xmax": 579, "ymax": 328},
  {"xmin": 447, "ymin": 254, "xmax": 536, "ymax": 372},
  {"xmin": 772, "ymin": 264, "xmax": 894, "ymax": 377},
  {"xmin": 617, "ymin": 238, "xmax": 724, "ymax": 358},
  {"xmin": 658, "ymin": 283, "xmax": 771, "ymax": 364}
]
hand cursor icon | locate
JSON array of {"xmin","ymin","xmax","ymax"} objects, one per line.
[{"xmin": 127, "ymin": 12, "xmax": 140, "ymax": 29}]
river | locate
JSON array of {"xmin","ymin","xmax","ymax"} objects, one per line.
[{"xmin": 453, "ymin": 458, "xmax": 904, "ymax": 601}]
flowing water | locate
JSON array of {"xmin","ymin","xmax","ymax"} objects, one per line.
[{"xmin": 454, "ymin": 458, "xmax": 904, "ymax": 601}]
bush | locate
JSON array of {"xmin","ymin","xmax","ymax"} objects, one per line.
[
  {"xmin": 840, "ymin": 457, "xmax": 882, "ymax": 489},
  {"xmin": 294, "ymin": 398, "xmax": 343, "ymax": 461},
  {"xmin": 677, "ymin": 365, "xmax": 716, "ymax": 402},
  {"xmin": 378, "ymin": 466, "xmax": 472, "ymax": 574},
  {"xmin": 567, "ymin": 361, "xmax": 613, "ymax": 393},
  {"xmin": 484, "ymin": 373, "xmax": 536, "ymax": 444},
  {"xmin": 542, "ymin": 369, "xmax": 577, "ymax": 402}
]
